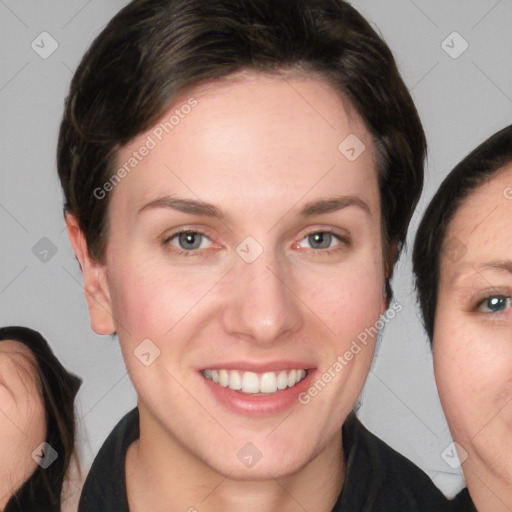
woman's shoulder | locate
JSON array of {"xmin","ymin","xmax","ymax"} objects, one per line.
[
  {"xmin": 336, "ymin": 413, "xmax": 468, "ymax": 511},
  {"xmin": 78, "ymin": 407, "xmax": 139, "ymax": 512},
  {"xmin": 449, "ymin": 488, "xmax": 477, "ymax": 511}
]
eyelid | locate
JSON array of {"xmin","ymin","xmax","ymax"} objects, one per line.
[
  {"xmin": 163, "ymin": 226, "xmax": 217, "ymax": 242},
  {"xmin": 473, "ymin": 292, "xmax": 512, "ymax": 313},
  {"xmin": 162, "ymin": 226, "xmax": 351, "ymax": 257},
  {"xmin": 295, "ymin": 228, "xmax": 350, "ymax": 248},
  {"xmin": 163, "ymin": 226, "xmax": 349, "ymax": 244},
  {"xmin": 296, "ymin": 226, "xmax": 350, "ymax": 241},
  {"xmin": 162, "ymin": 227, "xmax": 221, "ymax": 255},
  {"xmin": 290, "ymin": 230, "xmax": 352, "ymax": 260},
  {"xmin": 466, "ymin": 284, "xmax": 510, "ymax": 304}
]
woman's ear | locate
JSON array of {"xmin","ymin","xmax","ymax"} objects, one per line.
[{"xmin": 65, "ymin": 213, "xmax": 116, "ymax": 335}]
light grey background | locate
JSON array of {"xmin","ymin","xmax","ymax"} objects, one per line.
[{"xmin": 1, "ymin": 0, "xmax": 511, "ymax": 499}]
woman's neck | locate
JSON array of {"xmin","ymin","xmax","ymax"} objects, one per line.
[
  {"xmin": 464, "ymin": 460, "xmax": 512, "ymax": 512},
  {"xmin": 125, "ymin": 409, "xmax": 346, "ymax": 512}
]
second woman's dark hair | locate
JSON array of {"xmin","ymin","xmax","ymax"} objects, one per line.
[
  {"xmin": 413, "ymin": 124, "xmax": 512, "ymax": 341},
  {"xmin": 0, "ymin": 326, "xmax": 82, "ymax": 512}
]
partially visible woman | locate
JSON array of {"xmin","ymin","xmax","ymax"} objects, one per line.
[
  {"xmin": 413, "ymin": 124, "xmax": 512, "ymax": 511},
  {"xmin": 0, "ymin": 326, "xmax": 82, "ymax": 512}
]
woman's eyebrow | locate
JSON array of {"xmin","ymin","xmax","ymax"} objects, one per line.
[
  {"xmin": 475, "ymin": 260, "xmax": 512, "ymax": 274},
  {"xmin": 137, "ymin": 194, "xmax": 371, "ymax": 219},
  {"xmin": 138, "ymin": 197, "xmax": 224, "ymax": 218},
  {"xmin": 453, "ymin": 260, "xmax": 512, "ymax": 285},
  {"xmin": 299, "ymin": 196, "xmax": 371, "ymax": 217}
]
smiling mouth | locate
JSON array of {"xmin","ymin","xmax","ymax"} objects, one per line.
[{"xmin": 201, "ymin": 368, "xmax": 308, "ymax": 395}]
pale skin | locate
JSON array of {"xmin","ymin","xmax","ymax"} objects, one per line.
[
  {"xmin": 0, "ymin": 341, "xmax": 46, "ymax": 510},
  {"xmin": 67, "ymin": 71, "xmax": 389, "ymax": 512},
  {"xmin": 434, "ymin": 164, "xmax": 512, "ymax": 512}
]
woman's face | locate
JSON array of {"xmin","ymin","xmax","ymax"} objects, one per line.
[
  {"xmin": 434, "ymin": 164, "xmax": 512, "ymax": 509},
  {"xmin": 83, "ymin": 72, "xmax": 388, "ymax": 478},
  {"xmin": 0, "ymin": 341, "xmax": 46, "ymax": 506}
]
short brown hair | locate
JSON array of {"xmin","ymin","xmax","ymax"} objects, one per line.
[{"xmin": 58, "ymin": 0, "xmax": 426, "ymax": 291}]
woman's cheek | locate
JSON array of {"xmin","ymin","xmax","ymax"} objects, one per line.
[
  {"xmin": 109, "ymin": 260, "xmax": 193, "ymax": 332},
  {"xmin": 435, "ymin": 311, "xmax": 512, "ymax": 434}
]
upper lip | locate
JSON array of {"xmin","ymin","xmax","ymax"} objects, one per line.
[{"xmin": 199, "ymin": 360, "xmax": 316, "ymax": 373}]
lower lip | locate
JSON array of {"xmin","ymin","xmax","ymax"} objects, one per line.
[{"xmin": 200, "ymin": 370, "xmax": 316, "ymax": 417}]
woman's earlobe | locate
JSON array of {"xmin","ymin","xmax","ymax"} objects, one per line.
[{"xmin": 65, "ymin": 213, "xmax": 116, "ymax": 335}]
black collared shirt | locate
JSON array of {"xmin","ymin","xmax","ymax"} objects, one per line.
[{"xmin": 79, "ymin": 408, "xmax": 475, "ymax": 511}]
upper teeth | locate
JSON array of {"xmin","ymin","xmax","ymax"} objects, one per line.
[{"xmin": 202, "ymin": 368, "xmax": 307, "ymax": 394}]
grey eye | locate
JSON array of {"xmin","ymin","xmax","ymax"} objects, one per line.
[
  {"xmin": 167, "ymin": 231, "xmax": 212, "ymax": 251},
  {"xmin": 177, "ymin": 232, "xmax": 203, "ymax": 250},
  {"xmin": 307, "ymin": 232, "xmax": 333, "ymax": 249}
]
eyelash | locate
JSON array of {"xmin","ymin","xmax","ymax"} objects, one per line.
[
  {"xmin": 299, "ymin": 230, "xmax": 350, "ymax": 256},
  {"xmin": 162, "ymin": 230, "xmax": 212, "ymax": 257},
  {"xmin": 474, "ymin": 294, "xmax": 512, "ymax": 314},
  {"xmin": 162, "ymin": 229, "xmax": 350, "ymax": 257}
]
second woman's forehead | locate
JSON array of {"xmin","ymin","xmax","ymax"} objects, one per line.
[
  {"xmin": 439, "ymin": 165, "xmax": 512, "ymax": 285},
  {"xmin": 0, "ymin": 341, "xmax": 41, "ymax": 399}
]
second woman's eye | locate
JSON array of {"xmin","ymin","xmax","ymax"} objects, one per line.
[
  {"xmin": 297, "ymin": 231, "xmax": 345, "ymax": 251},
  {"xmin": 166, "ymin": 231, "xmax": 213, "ymax": 252},
  {"xmin": 477, "ymin": 295, "xmax": 512, "ymax": 313}
]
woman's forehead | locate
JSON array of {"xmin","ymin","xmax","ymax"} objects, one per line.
[
  {"xmin": 447, "ymin": 164, "xmax": 512, "ymax": 235},
  {"xmin": 439, "ymin": 165, "xmax": 512, "ymax": 285},
  {"xmin": 0, "ymin": 340, "xmax": 40, "ymax": 394},
  {"xmin": 111, "ymin": 73, "xmax": 378, "ymax": 217}
]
